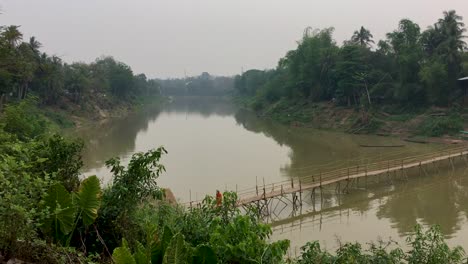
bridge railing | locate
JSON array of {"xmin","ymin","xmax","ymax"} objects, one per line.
[{"xmin": 183, "ymin": 146, "xmax": 468, "ymax": 207}]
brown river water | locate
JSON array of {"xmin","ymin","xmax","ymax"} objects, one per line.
[{"xmin": 76, "ymin": 97, "xmax": 468, "ymax": 253}]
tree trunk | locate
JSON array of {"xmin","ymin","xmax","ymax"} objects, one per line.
[
  {"xmin": 17, "ymin": 86, "xmax": 22, "ymax": 100},
  {"xmin": 364, "ymin": 80, "xmax": 371, "ymax": 106},
  {"xmin": 21, "ymin": 82, "xmax": 29, "ymax": 99},
  {"xmin": 0, "ymin": 93, "xmax": 4, "ymax": 112}
]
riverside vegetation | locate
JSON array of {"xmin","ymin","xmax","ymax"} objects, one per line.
[
  {"xmin": 1, "ymin": 100, "xmax": 467, "ymax": 264},
  {"xmin": 1, "ymin": 11, "xmax": 468, "ymax": 264},
  {"xmin": 0, "ymin": 22, "xmax": 162, "ymax": 128},
  {"xmin": 234, "ymin": 10, "xmax": 468, "ymax": 137}
]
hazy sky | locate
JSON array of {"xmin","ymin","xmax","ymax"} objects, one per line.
[{"xmin": 1, "ymin": 0, "xmax": 467, "ymax": 78}]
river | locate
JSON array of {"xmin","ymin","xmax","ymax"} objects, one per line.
[{"xmin": 77, "ymin": 97, "xmax": 468, "ymax": 253}]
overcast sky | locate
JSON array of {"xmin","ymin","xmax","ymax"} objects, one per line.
[{"xmin": 1, "ymin": 0, "xmax": 467, "ymax": 78}]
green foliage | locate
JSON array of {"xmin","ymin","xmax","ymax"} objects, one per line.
[
  {"xmin": 42, "ymin": 183, "xmax": 75, "ymax": 242},
  {"xmin": 96, "ymin": 147, "xmax": 168, "ymax": 252},
  {"xmin": 41, "ymin": 176, "xmax": 102, "ymax": 245},
  {"xmin": 74, "ymin": 175, "xmax": 101, "ymax": 226},
  {"xmin": 162, "ymin": 233, "xmax": 192, "ymax": 264},
  {"xmin": 0, "ymin": 23, "xmax": 162, "ymax": 125},
  {"xmin": 418, "ymin": 114, "xmax": 463, "ymax": 136},
  {"xmin": 103, "ymin": 147, "xmax": 167, "ymax": 211},
  {"xmin": 1, "ymin": 98, "xmax": 48, "ymax": 140},
  {"xmin": 43, "ymin": 110, "xmax": 75, "ymax": 128},
  {"xmin": 113, "ymin": 239, "xmax": 137, "ymax": 264},
  {"xmin": 296, "ymin": 225, "xmax": 464, "ymax": 264},
  {"xmin": 172, "ymin": 192, "xmax": 289, "ymax": 263},
  {"xmin": 0, "ymin": 129, "xmax": 84, "ymax": 257},
  {"xmin": 420, "ymin": 59, "xmax": 449, "ymax": 105},
  {"xmin": 406, "ymin": 225, "xmax": 465, "ymax": 264},
  {"xmin": 235, "ymin": 10, "xmax": 467, "ymax": 128},
  {"xmin": 0, "ymin": 153, "xmax": 52, "ymax": 255},
  {"xmin": 193, "ymin": 245, "xmax": 217, "ymax": 264},
  {"xmin": 30, "ymin": 134, "xmax": 83, "ymax": 191}
]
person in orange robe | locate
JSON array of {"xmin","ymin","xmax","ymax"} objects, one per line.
[{"xmin": 216, "ymin": 190, "xmax": 222, "ymax": 206}]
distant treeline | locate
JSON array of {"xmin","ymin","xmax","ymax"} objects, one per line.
[
  {"xmin": 0, "ymin": 24, "xmax": 161, "ymax": 112},
  {"xmin": 235, "ymin": 10, "xmax": 468, "ymax": 109},
  {"xmin": 158, "ymin": 72, "xmax": 234, "ymax": 96}
]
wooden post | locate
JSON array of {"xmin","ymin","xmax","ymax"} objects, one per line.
[
  {"xmin": 189, "ymin": 189, "xmax": 192, "ymax": 209},
  {"xmin": 262, "ymin": 178, "xmax": 266, "ymax": 199},
  {"xmin": 256, "ymin": 176, "xmax": 259, "ymax": 196},
  {"xmin": 299, "ymin": 180, "xmax": 302, "ymax": 206},
  {"xmin": 320, "ymin": 171, "xmax": 322, "ymax": 187},
  {"xmin": 356, "ymin": 165, "xmax": 360, "ymax": 187},
  {"xmin": 450, "ymin": 154, "xmax": 455, "ymax": 170},
  {"xmin": 320, "ymin": 187, "xmax": 323, "ymax": 209},
  {"xmin": 312, "ymin": 188, "xmax": 316, "ymax": 212}
]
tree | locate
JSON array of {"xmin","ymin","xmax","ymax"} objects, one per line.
[
  {"xmin": 28, "ymin": 36, "xmax": 41, "ymax": 55},
  {"xmin": 419, "ymin": 59, "xmax": 449, "ymax": 105},
  {"xmin": 436, "ymin": 10, "xmax": 467, "ymax": 94},
  {"xmin": 387, "ymin": 19, "xmax": 424, "ymax": 103},
  {"xmin": 281, "ymin": 27, "xmax": 338, "ymax": 100},
  {"xmin": 335, "ymin": 45, "xmax": 368, "ymax": 106},
  {"xmin": 351, "ymin": 26, "xmax": 375, "ymax": 47},
  {"xmin": 1, "ymin": 25, "xmax": 22, "ymax": 48}
]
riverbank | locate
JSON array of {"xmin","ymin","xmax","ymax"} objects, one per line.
[
  {"xmin": 34, "ymin": 94, "xmax": 167, "ymax": 133},
  {"xmin": 235, "ymin": 96, "xmax": 468, "ymax": 144}
]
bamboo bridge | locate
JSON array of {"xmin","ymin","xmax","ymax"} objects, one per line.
[{"xmin": 186, "ymin": 146, "xmax": 468, "ymax": 216}]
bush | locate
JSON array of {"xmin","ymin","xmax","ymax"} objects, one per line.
[
  {"xmin": 0, "ymin": 132, "xmax": 85, "ymax": 260},
  {"xmin": 418, "ymin": 114, "xmax": 463, "ymax": 137},
  {"xmin": 174, "ymin": 192, "xmax": 290, "ymax": 263},
  {"xmin": 95, "ymin": 147, "xmax": 168, "ymax": 252},
  {"xmin": 296, "ymin": 225, "xmax": 464, "ymax": 264},
  {"xmin": 0, "ymin": 154, "xmax": 52, "ymax": 258},
  {"xmin": 1, "ymin": 98, "xmax": 49, "ymax": 140},
  {"xmin": 30, "ymin": 135, "xmax": 83, "ymax": 191},
  {"xmin": 111, "ymin": 192, "xmax": 289, "ymax": 264}
]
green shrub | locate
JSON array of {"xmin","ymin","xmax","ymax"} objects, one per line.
[
  {"xmin": 297, "ymin": 225, "xmax": 464, "ymax": 264},
  {"xmin": 43, "ymin": 110, "xmax": 75, "ymax": 128},
  {"xmin": 30, "ymin": 135, "xmax": 83, "ymax": 191},
  {"xmin": 96, "ymin": 147, "xmax": 168, "ymax": 252},
  {"xmin": 418, "ymin": 114, "xmax": 463, "ymax": 136},
  {"xmin": 1, "ymin": 98, "xmax": 49, "ymax": 140}
]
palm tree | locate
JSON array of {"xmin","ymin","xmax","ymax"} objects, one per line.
[
  {"xmin": 28, "ymin": 36, "xmax": 42, "ymax": 55},
  {"xmin": 438, "ymin": 10, "xmax": 466, "ymax": 49},
  {"xmin": 1, "ymin": 25, "xmax": 22, "ymax": 48},
  {"xmin": 351, "ymin": 26, "xmax": 374, "ymax": 47},
  {"xmin": 437, "ymin": 10, "xmax": 467, "ymax": 92}
]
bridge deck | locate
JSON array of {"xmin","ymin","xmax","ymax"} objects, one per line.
[
  {"xmin": 238, "ymin": 149, "xmax": 468, "ymax": 205},
  {"xmin": 186, "ymin": 146, "xmax": 468, "ymax": 207}
]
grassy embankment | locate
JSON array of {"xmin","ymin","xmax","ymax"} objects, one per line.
[{"xmin": 235, "ymin": 95, "xmax": 467, "ymax": 142}]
